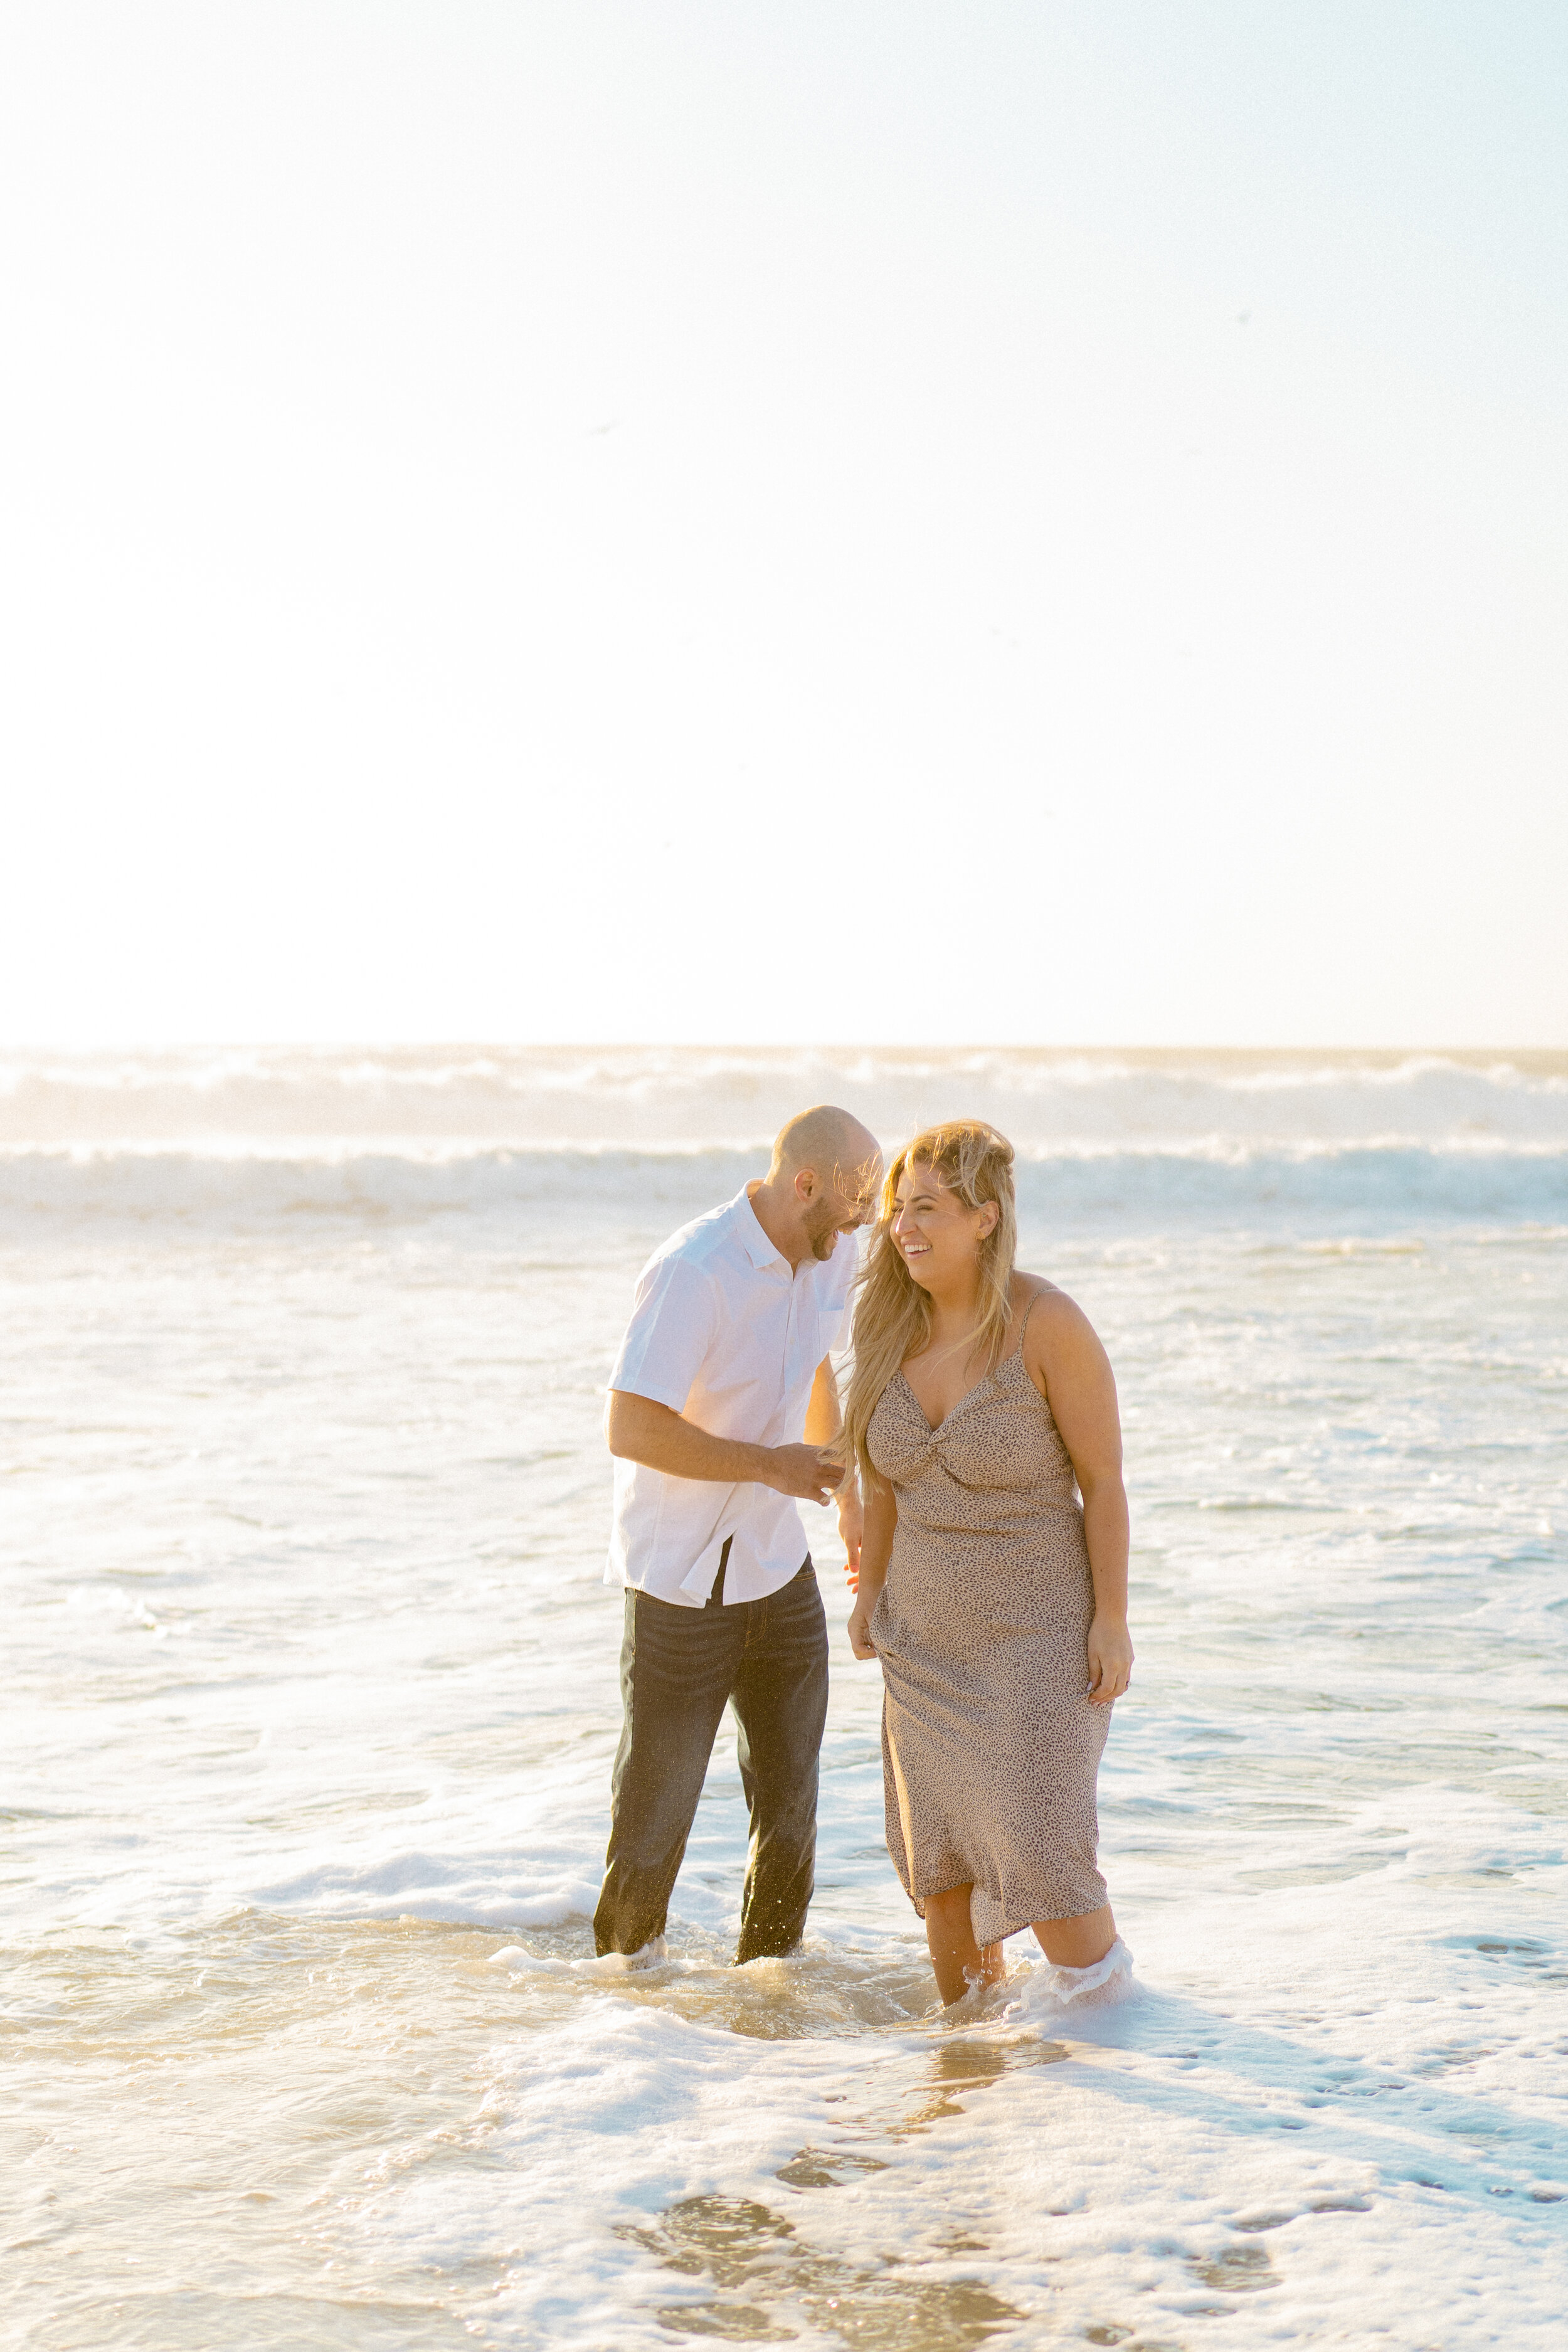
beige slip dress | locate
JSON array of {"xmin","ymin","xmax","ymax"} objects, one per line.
[{"xmin": 867, "ymin": 1286, "xmax": 1110, "ymax": 1944}]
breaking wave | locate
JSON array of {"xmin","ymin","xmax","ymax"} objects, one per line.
[
  {"xmin": 3, "ymin": 1138, "xmax": 1564, "ymax": 1234},
  {"xmin": 3, "ymin": 1044, "xmax": 1567, "ymax": 1152}
]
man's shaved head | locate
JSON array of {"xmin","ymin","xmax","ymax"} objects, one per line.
[
  {"xmin": 769, "ymin": 1104, "xmax": 881, "ymax": 1192},
  {"xmin": 751, "ymin": 1104, "xmax": 882, "ymax": 1265}
]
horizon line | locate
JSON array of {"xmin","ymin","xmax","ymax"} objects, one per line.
[{"xmin": 2, "ymin": 1039, "xmax": 1566, "ymax": 1060}]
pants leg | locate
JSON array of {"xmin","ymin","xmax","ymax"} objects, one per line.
[
  {"xmin": 729, "ymin": 1560, "xmax": 830, "ymax": 1963},
  {"xmin": 593, "ymin": 1587, "xmax": 741, "ymax": 1956}
]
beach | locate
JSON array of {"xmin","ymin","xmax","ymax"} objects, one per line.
[{"xmin": 4, "ymin": 1044, "xmax": 1567, "ymax": 2349}]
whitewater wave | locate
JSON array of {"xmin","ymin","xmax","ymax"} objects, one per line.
[
  {"xmin": 3, "ymin": 1044, "xmax": 1566, "ymax": 1150},
  {"xmin": 3, "ymin": 1139, "xmax": 1564, "ymax": 1232}
]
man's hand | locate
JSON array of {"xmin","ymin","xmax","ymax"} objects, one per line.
[
  {"xmin": 765, "ymin": 1443, "xmax": 844, "ymax": 1505},
  {"xmin": 1086, "ymin": 1614, "xmax": 1134, "ymax": 1705},
  {"xmin": 836, "ymin": 1483, "xmax": 864, "ymax": 1591},
  {"xmin": 607, "ymin": 1393, "xmax": 848, "ymax": 1504}
]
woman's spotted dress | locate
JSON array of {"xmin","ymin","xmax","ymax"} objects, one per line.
[{"xmin": 867, "ymin": 1286, "xmax": 1110, "ymax": 1943}]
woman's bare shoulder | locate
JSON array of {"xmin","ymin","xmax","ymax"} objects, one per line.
[
  {"xmin": 1014, "ymin": 1274, "xmax": 1103, "ymax": 1362},
  {"xmin": 1014, "ymin": 1270, "xmax": 1079, "ymax": 1320}
]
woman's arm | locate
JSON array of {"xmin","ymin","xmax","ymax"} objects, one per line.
[
  {"xmin": 1025, "ymin": 1289, "xmax": 1134, "ymax": 1705},
  {"xmin": 806, "ymin": 1355, "xmax": 863, "ymax": 1581},
  {"xmin": 847, "ymin": 1476, "xmax": 897, "ymax": 1660}
]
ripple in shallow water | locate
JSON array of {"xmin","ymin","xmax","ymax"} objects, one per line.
[{"xmin": 627, "ymin": 2192, "xmax": 1024, "ymax": 2348}]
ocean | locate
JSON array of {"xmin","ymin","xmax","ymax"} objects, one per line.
[{"xmin": 4, "ymin": 1044, "xmax": 1566, "ymax": 2349}]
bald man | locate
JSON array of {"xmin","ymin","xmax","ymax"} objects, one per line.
[{"xmin": 596, "ymin": 1105, "xmax": 882, "ymax": 1962}]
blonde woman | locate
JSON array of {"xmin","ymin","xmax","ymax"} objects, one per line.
[{"xmin": 844, "ymin": 1122, "xmax": 1134, "ymax": 2007}]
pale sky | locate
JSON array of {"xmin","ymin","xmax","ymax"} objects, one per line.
[{"xmin": 3, "ymin": 1, "xmax": 1565, "ymax": 1047}]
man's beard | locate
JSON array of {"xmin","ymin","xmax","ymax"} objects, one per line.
[{"xmin": 803, "ymin": 1201, "xmax": 844, "ymax": 1260}]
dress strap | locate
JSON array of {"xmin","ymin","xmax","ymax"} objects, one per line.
[{"xmin": 1009, "ymin": 1286, "xmax": 1041, "ymax": 1366}]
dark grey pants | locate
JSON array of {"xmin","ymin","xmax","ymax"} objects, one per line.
[{"xmin": 593, "ymin": 1555, "xmax": 829, "ymax": 1962}]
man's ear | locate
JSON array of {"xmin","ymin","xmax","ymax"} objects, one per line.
[{"xmin": 794, "ymin": 1168, "xmax": 817, "ymax": 1203}]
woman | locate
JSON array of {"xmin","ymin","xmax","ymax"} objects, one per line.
[{"xmin": 844, "ymin": 1121, "xmax": 1133, "ymax": 2006}]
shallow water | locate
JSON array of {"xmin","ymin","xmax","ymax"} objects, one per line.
[{"xmin": 4, "ymin": 1048, "xmax": 1567, "ymax": 2348}]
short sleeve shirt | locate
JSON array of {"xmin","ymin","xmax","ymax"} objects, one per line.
[{"xmin": 607, "ymin": 1185, "xmax": 858, "ymax": 1606}]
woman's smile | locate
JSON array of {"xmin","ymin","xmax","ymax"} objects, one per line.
[{"xmin": 891, "ymin": 1176, "xmax": 980, "ymax": 1276}]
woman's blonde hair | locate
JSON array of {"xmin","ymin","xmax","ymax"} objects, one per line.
[{"xmin": 842, "ymin": 1120, "xmax": 1018, "ymax": 1487}]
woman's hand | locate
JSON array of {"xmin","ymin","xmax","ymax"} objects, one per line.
[
  {"xmin": 847, "ymin": 1600, "xmax": 879, "ymax": 1661},
  {"xmin": 1086, "ymin": 1614, "xmax": 1133, "ymax": 1704}
]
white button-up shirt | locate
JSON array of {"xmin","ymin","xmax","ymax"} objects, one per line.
[{"xmin": 606, "ymin": 1185, "xmax": 858, "ymax": 1607}]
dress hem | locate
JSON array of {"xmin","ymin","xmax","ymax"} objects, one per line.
[{"xmin": 902, "ymin": 1874, "xmax": 1108, "ymax": 1942}]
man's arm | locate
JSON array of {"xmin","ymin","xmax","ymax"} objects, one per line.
[
  {"xmin": 606, "ymin": 1390, "xmax": 840, "ymax": 1505},
  {"xmin": 804, "ymin": 1355, "xmax": 864, "ymax": 1579}
]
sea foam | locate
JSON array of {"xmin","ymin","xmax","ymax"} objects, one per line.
[{"xmin": 4, "ymin": 1042, "xmax": 1565, "ymax": 2348}]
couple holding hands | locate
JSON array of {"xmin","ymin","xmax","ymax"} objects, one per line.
[{"xmin": 596, "ymin": 1104, "xmax": 1133, "ymax": 2008}]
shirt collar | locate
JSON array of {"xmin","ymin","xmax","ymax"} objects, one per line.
[{"xmin": 734, "ymin": 1184, "xmax": 792, "ymax": 1273}]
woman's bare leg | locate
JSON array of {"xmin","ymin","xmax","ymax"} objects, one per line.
[
  {"xmin": 1030, "ymin": 1904, "xmax": 1116, "ymax": 1968},
  {"xmin": 924, "ymin": 1883, "xmax": 1007, "ymax": 2006}
]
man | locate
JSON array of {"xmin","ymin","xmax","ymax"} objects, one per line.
[{"xmin": 595, "ymin": 1103, "xmax": 882, "ymax": 1964}]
